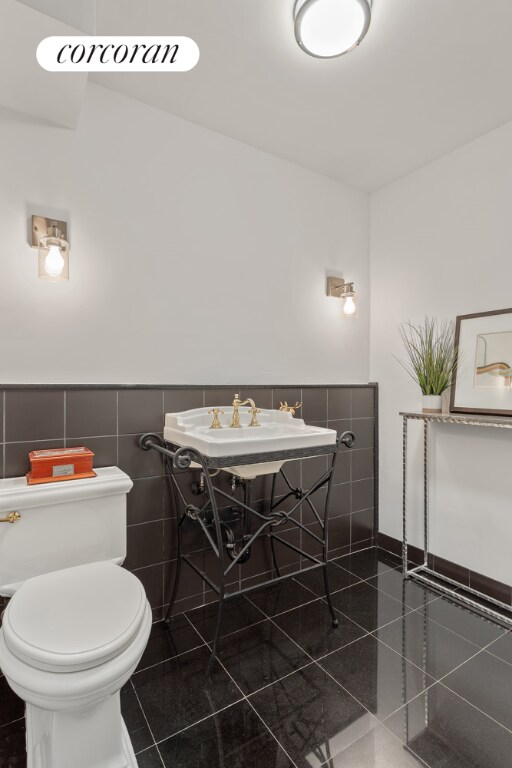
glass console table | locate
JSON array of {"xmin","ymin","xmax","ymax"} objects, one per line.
[{"xmin": 401, "ymin": 411, "xmax": 512, "ymax": 626}]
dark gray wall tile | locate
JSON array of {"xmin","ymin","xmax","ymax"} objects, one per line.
[
  {"xmin": 351, "ymin": 449, "xmax": 374, "ymax": 482},
  {"xmin": 128, "ymin": 477, "xmax": 165, "ymax": 525},
  {"xmin": 351, "ymin": 478, "xmax": 374, "ymax": 513},
  {"xmin": 302, "ymin": 454, "xmax": 328, "ymax": 490},
  {"xmin": 66, "ymin": 389, "xmax": 117, "ymax": 438},
  {"xmin": 164, "ymin": 389, "xmax": 203, "ymax": 413},
  {"xmin": 118, "ymin": 434, "xmax": 163, "ymax": 479},
  {"xmin": 5, "ymin": 440, "xmax": 57, "ymax": 478},
  {"xmin": 125, "ymin": 521, "xmax": 165, "ymax": 570},
  {"xmin": 330, "ymin": 482, "xmax": 351, "ymax": 517},
  {"xmin": 328, "ymin": 388, "xmax": 351, "ymax": 420},
  {"xmin": 333, "ymin": 449, "xmax": 350, "ymax": 484},
  {"xmin": 352, "ymin": 387, "xmax": 375, "ymax": 418},
  {"xmin": 204, "ymin": 388, "xmax": 239, "ymax": 408},
  {"xmin": 351, "ymin": 508, "xmax": 374, "ymax": 544},
  {"xmin": 237, "ymin": 388, "xmax": 272, "ymax": 409},
  {"xmin": 301, "ymin": 388, "xmax": 327, "ymax": 422},
  {"xmin": 67, "ymin": 436, "xmax": 117, "ymax": 468},
  {"xmin": 164, "ymin": 555, "xmax": 205, "ymax": 603},
  {"xmin": 130, "ymin": 563, "xmax": 164, "ymax": 611},
  {"xmin": 351, "ymin": 418, "xmax": 374, "ymax": 450},
  {"xmin": 5, "ymin": 390, "xmax": 64, "ymax": 442},
  {"xmin": 329, "ymin": 514, "xmax": 351, "ymax": 551},
  {"xmin": 118, "ymin": 390, "xmax": 163, "ymax": 435}
]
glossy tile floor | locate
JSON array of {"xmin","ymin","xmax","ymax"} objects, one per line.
[{"xmin": 1, "ymin": 547, "xmax": 512, "ymax": 767}]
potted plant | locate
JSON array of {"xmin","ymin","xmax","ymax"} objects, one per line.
[{"xmin": 398, "ymin": 317, "xmax": 459, "ymax": 413}]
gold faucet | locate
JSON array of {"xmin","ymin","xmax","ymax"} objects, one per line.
[
  {"xmin": 230, "ymin": 394, "xmax": 260, "ymax": 428},
  {"xmin": 208, "ymin": 408, "xmax": 224, "ymax": 429}
]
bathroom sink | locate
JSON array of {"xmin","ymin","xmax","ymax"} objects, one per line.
[{"xmin": 164, "ymin": 407, "xmax": 337, "ymax": 479}]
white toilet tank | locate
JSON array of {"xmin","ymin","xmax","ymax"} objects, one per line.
[{"xmin": 0, "ymin": 467, "xmax": 133, "ymax": 596}]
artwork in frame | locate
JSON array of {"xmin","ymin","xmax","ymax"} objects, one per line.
[{"xmin": 451, "ymin": 307, "xmax": 512, "ymax": 416}]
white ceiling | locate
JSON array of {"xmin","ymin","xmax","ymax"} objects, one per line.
[{"xmin": 92, "ymin": 0, "xmax": 512, "ymax": 191}]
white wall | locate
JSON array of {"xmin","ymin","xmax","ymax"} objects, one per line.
[
  {"xmin": 0, "ymin": 83, "xmax": 370, "ymax": 384},
  {"xmin": 370, "ymin": 121, "xmax": 512, "ymax": 585}
]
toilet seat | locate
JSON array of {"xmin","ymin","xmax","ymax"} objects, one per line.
[{"xmin": 2, "ymin": 561, "xmax": 147, "ymax": 673}]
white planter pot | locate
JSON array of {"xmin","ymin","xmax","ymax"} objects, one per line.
[{"xmin": 422, "ymin": 395, "xmax": 443, "ymax": 414}]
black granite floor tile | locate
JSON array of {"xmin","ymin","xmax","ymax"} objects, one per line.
[
  {"xmin": 366, "ymin": 569, "xmax": 441, "ymax": 611},
  {"xmin": 132, "ymin": 645, "xmax": 242, "ymax": 742},
  {"xmin": 326, "ymin": 723, "xmax": 429, "ymax": 767},
  {"xmin": 421, "ymin": 596, "xmax": 508, "ymax": 648},
  {"xmin": 0, "ymin": 720, "xmax": 26, "ymax": 767},
  {"xmin": 442, "ymin": 651, "xmax": 512, "ymax": 732},
  {"xmin": 374, "ymin": 610, "xmax": 480, "ymax": 681},
  {"xmin": 249, "ymin": 662, "xmax": 378, "ymax": 768},
  {"xmin": 215, "ymin": 619, "xmax": 310, "ymax": 695},
  {"xmin": 185, "ymin": 597, "xmax": 265, "ymax": 643},
  {"xmin": 334, "ymin": 548, "xmax": 401, "ymax": 580},
  {"xmin": 121, "ymin": 686, "xmax": 154, "ymax": 754},
  {"xmin": 487, "ymin": 630, "xmax": 512, "ymax": 667},
  {"xmin": 294, "ymin": 562, "xmax": 361, "ymax": 597},
  {"xmin": 136, "ymin": 614, "xmax": 205, "ymax": 673},
  {"xmin": 272, "ymin": 598, "xmax": 366, "ymax": 659},
  {"xmin": 320, "ymin": 635, "xmax": 436, "ymax": 721},
  {"xmin": 329, "ymin": 581, "xmax": 410, "ymax": 632},
  {"xmin": 157, "ymin": 699, "xmax": 294, "ymax": 768},
  {"xmin": 248, "ymin": 579, "xmax": 318, "ymax": 617},
  {"xmin": 385, "ymin": 683, "xmax": 512, "ymax": 768},
  {"xmin": 136, "ymin": 746, "xmax": 165, "ymax": 768},
  {"xmin": 0, "ymin": 676, "xmax": 24, "ymax": 728}
]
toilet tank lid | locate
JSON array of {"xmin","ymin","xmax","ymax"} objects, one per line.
[{"xmin": 0, "ymin": 466, "xmax": 133, "ymax": 513}]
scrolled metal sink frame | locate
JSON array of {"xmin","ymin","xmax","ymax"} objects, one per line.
[{"xmin": 139, "ymin": 430, "xmax": 355, "ymax": 673}]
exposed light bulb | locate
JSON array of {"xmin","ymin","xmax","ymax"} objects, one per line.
[
  {"xmin": 342, "ymin": 295, "xmax": 357, "ymax": 316},
  {"xmin": 44, "ymin": 244, "xmax": 65, "ymax": 277},
  {"xmin": 295, "ymin": 0, "xmax": 371, "ymax": 59}
]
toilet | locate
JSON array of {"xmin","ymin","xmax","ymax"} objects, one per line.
[{"xmin": 0, "ymin": 466, "xmax": 152, "ymax": 768}]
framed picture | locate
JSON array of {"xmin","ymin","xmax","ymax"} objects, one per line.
[{"xmin": 451, "ymin": 308, "xmax": 512, "ymax": 416}]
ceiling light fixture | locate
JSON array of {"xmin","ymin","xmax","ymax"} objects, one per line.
[{"xmin": 294, "ymin": 0, "xmax": 372, "ymax": 59}]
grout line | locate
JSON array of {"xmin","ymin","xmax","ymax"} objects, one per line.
[
  {"xmin": 245, "ymin": 697, "xmax": 300, "ymax": 768},
  {"xmin": 130, "ymin": 679, "xmax": 166, "ymax": 767},
  {"xmin": 0, "ymin": 714, "xmax": 25, "ymax": 730}
]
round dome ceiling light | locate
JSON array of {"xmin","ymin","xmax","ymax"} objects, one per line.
[{"xmin": 294, "ymin": 0, "xmax": 372, "ymax": 59}]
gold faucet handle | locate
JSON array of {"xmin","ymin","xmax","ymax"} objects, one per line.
[
  {"xmin": 208, "ymin": 408, "xmax": 224, "ymax": 429},
  {"xmin": 248, "ymin": 406, "xmax": 261, "ymax": 427},
  {"xmin": 279, "ymin": 401, "xmax": 302, "ymax": 417}
]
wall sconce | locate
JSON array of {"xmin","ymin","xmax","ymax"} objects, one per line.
[
  {"xmin": 31, "ymin": 216, "xmax": 69, "ymax": 281},
  {"xmin": 326, "ymin": 275, "xmax": 358, "ymax": 318}
]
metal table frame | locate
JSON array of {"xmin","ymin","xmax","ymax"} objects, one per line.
[
  {"xmin": 401, "ymin": 411, "xmax": 512, "ymax": 627},
  {"xmin": 140, "ymin": 429, "xmax": 355, "ymax": 673}
]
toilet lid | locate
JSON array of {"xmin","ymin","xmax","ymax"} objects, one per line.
[{"xmin": 2, "ymin": 562, "xmax": 147, "ymax": 673}]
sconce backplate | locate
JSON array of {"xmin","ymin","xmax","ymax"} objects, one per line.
[
  {"xmin": 326, "ymin": 276, "xmax": 347, "ymax": 298},
  {"xmin": 31, "ymin": 216, "xmax": 68, "ymax": 247}
]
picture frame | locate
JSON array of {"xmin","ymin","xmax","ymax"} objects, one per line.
[{"xmin": 450, "ymin": 307, "xmax": 512, "ymax": 416}]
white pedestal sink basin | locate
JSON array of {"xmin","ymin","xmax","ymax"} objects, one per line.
[{"xmin": 163, "ymin": 407, "xmax": 337, "ymax": 479}]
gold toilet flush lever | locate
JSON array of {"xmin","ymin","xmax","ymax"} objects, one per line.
[
  {"xmin": 208, "ymin": 409, "xmax": 224, "ymax": 429},
  {"xmin": 279, "ymin": 401, "xmax": 302, "ymax": 417},
  {"xmin": 0, "ymin": 511, "xmax": 21, "ymax": 524}
]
